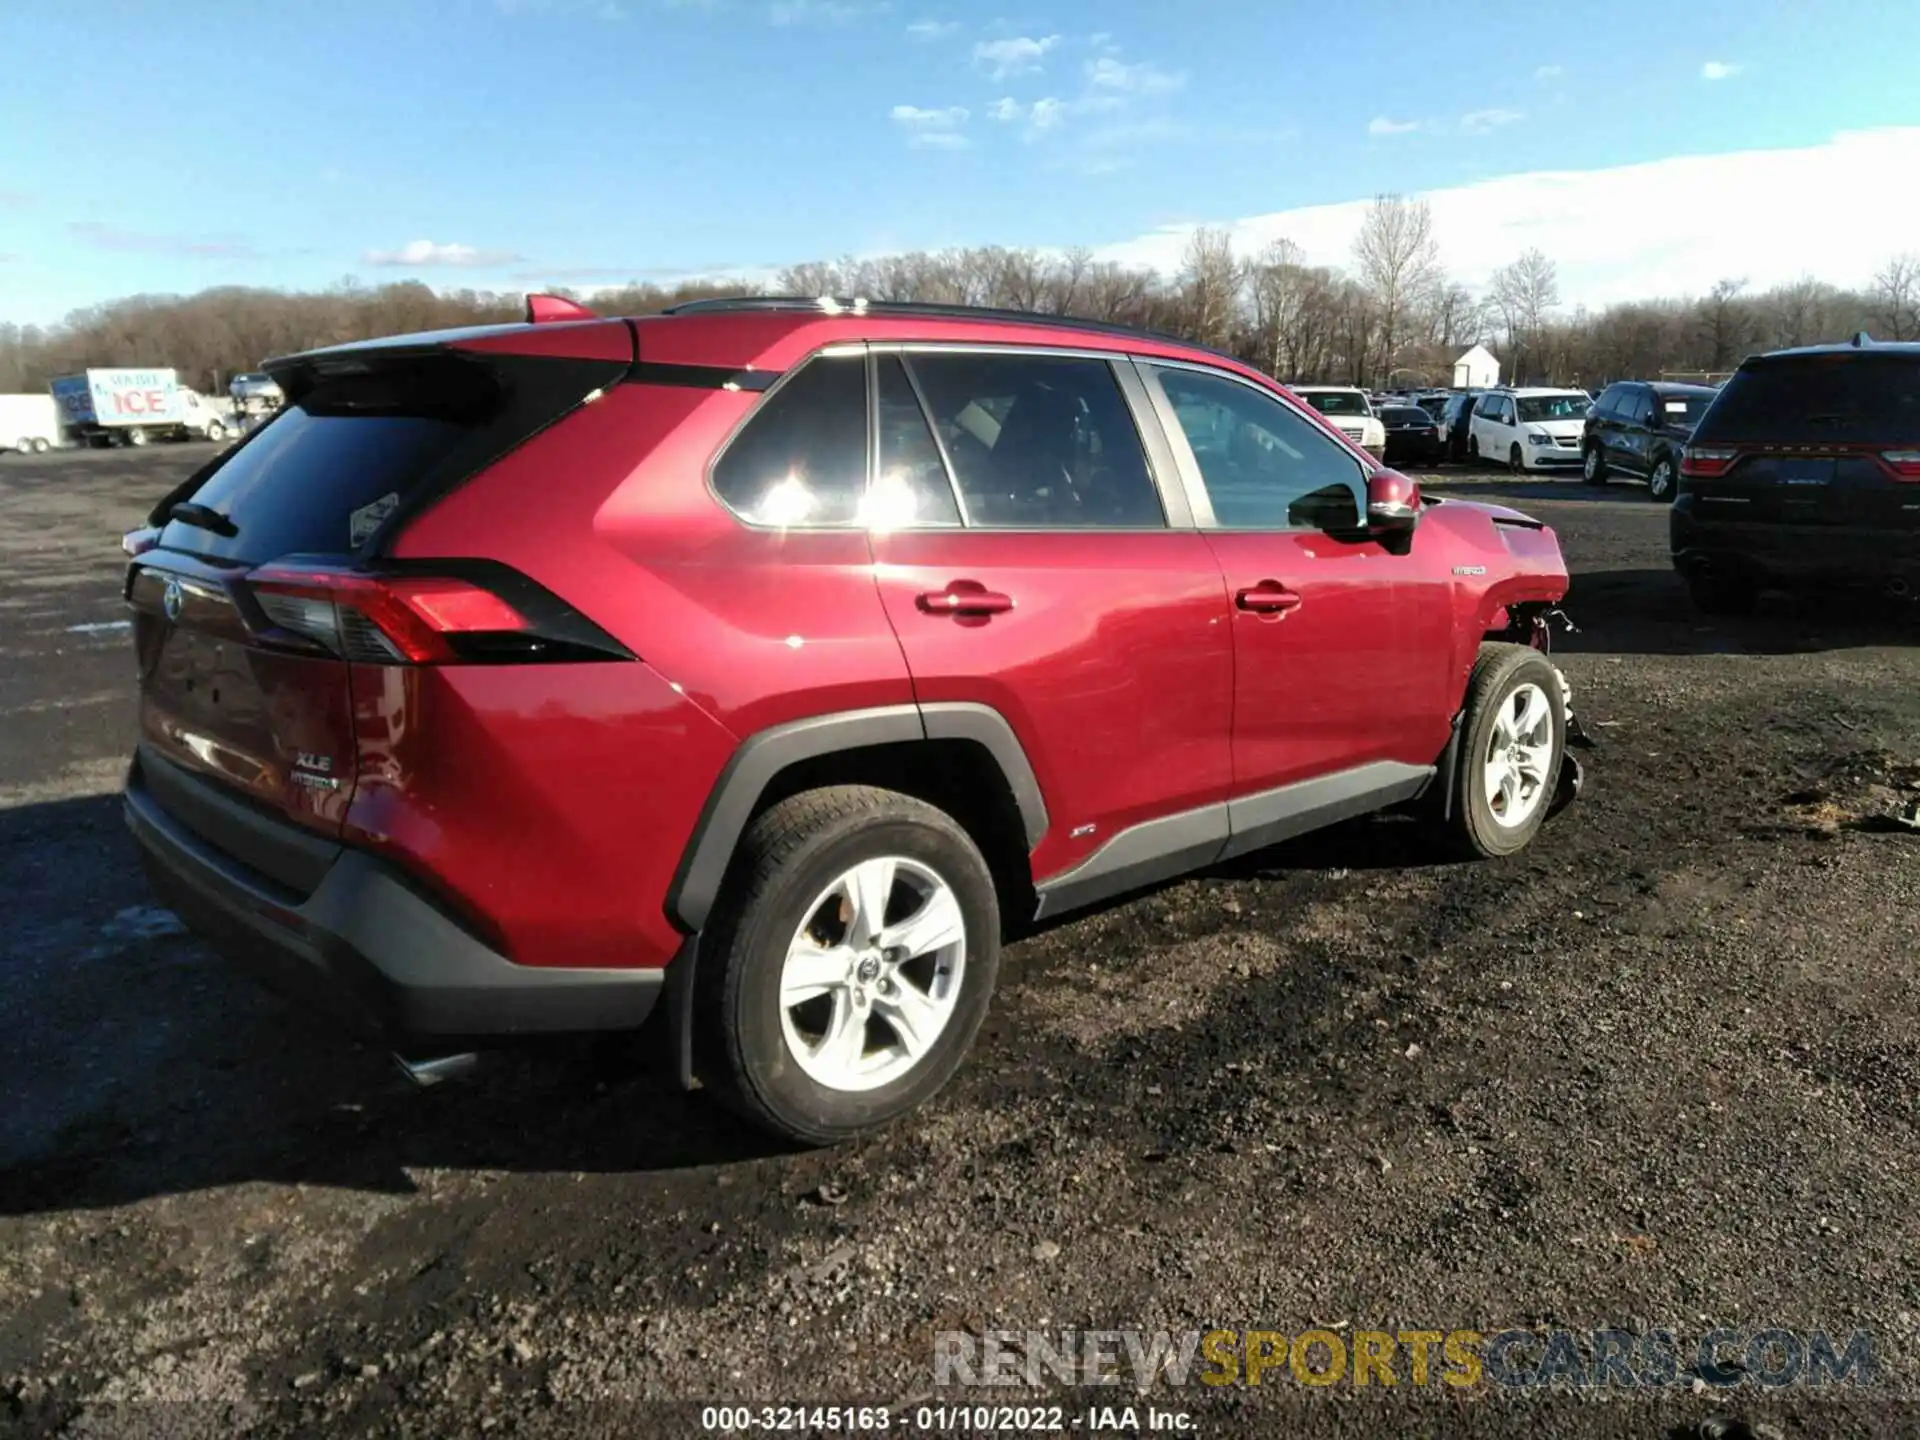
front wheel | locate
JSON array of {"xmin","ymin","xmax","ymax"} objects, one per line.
[
  {"xmin": 1582, "ymin": 446, "xmax": 1608, "ymax": 486},
  {"xmin": 1468, "ymin": 435, "xmax": 1481, "ymax": 463},
  {"xmin": 1508, "ymin": 443, "xmax": 1525, "ymax": 475},
  {"xmin": 30, "ymin": 437, "xmax": 50, "ymax": 453},
  {"xmin": 1647, "ymin": 455, "xmax": 1678, "ymax": 504},
  {"xmin": 125, "ymin": 427, "xmax": 149, "ymax": 448},
  {"xmin": 695, "ymin": 785, "xmax": 1001, "ymax": 1145},
  {"xmin": 204, "ymin": 421, "xmax": 227, "ymax": 442},
  {"xmin": 1447, "ymin": 644, "xmax": 1567, "ymax": 859}
]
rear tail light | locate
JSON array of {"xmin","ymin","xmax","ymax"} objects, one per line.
[
  {"xmin": 1680, "ymin": 446, "xmax": 1738, "ymax": 478},
  {"xmin": 1878, "ymin": 450, "xmax": 1920, "ymax": 480},
  {"xmin": 243, "ymin": 562, "xmax": 629, "ymax": 665}
]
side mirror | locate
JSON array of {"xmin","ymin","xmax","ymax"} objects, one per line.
[{"xmin": 1367, "ymin": 467, "xmax": 1420, "ymax": 541}]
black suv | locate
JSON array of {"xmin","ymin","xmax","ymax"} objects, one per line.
[
  {"xmin": 1582, "ymin": 380, "xmax": 1718, "ymax": 503},
  {"xmin": 1670, "ymin": 335, "xmax": 1920, "ymax": 613},
  {"xmin": 1439, "ymin": 391, "xmax": 1483, "ymax": 463}
]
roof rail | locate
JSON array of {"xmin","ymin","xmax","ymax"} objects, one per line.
[{"xmin": 658, "ymin": 295, "xmax": 1235, "ymax": 361}]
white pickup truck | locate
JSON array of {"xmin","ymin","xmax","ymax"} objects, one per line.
[{"xmin": 50, "ymin": 368, "xmax": 234, "ymax": 447}]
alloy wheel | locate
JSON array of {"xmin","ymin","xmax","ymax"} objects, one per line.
[
  {"xmin": 1483, "ymin": 682, "xmax": 1554, "ymax": 829},
  {"xmin": 778, "ymin": 855, "xmax": 967, "ymax": 1093}
]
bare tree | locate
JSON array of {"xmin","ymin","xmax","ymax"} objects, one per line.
[
  {"xmin": 1696, "ymin": 277, "xmax": 1756, "ymax": 371},
  {"xmin": 1177, "ymin": 227, "xmax": 1241, "ymax": 351},
  {"xmin": 1488, "ymin": 249, "xmax": 1560, "ymax": 383},
  {"xmin": 1873, "ymin": 253, "xmax": 1920, "ymax": 341},
  {"xmin": 1351, "ymin": 194, "xmax": 1442, "ymax": 385}
]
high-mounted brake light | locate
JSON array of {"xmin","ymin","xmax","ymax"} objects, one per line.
[
  {"xmin": 1680, "ymin": 446, "xmax": 1738, "ymax": 479},
  {"xmin": 1878, "ymin": 450, "xmax": 1920, "ymax": 480},
  {"xmin": 245, "ymin": 564, "xmax": 529, "ymax": 664},
  {"xmin": 525, "ymin": 292, "xmax": 599, "ymax": 324}
]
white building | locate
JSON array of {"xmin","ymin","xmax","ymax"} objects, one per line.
[{"xmin": 1452, "ymin": 344, "xmax": 1501, "ymax": 389}]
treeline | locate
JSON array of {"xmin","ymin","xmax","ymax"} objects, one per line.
[{"xmin": 5, "ymin": 198, "xmax": 1918, "ymax": 395}]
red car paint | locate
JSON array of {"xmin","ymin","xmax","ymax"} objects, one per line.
[{"xmin": 129, "ymin": 303, "xmax": 1572, "ymax": 995}]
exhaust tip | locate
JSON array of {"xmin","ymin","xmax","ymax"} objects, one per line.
[
  {"xmin": 1887, "ymin": 577, "xmax": 1912, "ymax": 599},
  {"xmin": 393, "ymin": 1052, "xmax": 481, "ymax": 1087}
]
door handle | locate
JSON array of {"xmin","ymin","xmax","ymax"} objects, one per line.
[
  {"xmin": 1235, "ymin": 584, "xmax": 1301, "ymax": 615},
  {"xmin": 918, "ymin": 584, "xmax": 1015, "ymax": 617}
]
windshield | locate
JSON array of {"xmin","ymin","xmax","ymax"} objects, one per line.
[
  {"xmin": 1517, "ymin": 394, "xmax": 1591, "ymax": 423},
  {"xmin": 1300, "ymin": 391, "xmax": 1371, "ymax": 417}
]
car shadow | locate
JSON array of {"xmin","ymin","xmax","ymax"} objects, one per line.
[
  {"xmin": 1561, "ymin": 569, "xmax": 1919, "ymax": 657},
  {"xmin": 0, "ymin": 793, "xmax": 798, "ymax": 1216}
]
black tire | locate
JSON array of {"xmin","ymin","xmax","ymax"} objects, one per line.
[
  {"xmin": 1446, "ymin": 644, "xmax": 1567, "ymax": 860},
  {"xmin": 1508, "ymin": 443, "xmax": 1525, "ymax": 475},
  {"xmin": 1647, "ymin": 453, "xmax": 1678, "ymax": 504},
  {"xmin": 1468, "ymin": 435, "xmax": 1481, "ymax": 463},
  {"xmin": 1582, "ymin": 446, "xmax": 1608, "ymax": 486},
  {"xmin": 125, "ymin": 428, "xmax": 148, "ymax": 448},
  {"xmin": 695, "ymin": 785, "xmax": 1001, "ymax": 1145},
  {"xmin": 30, "ymin": 437, "xmax": 50, "ymax": 454},
  {"xmin": 1686, "ymin": 570, "xmax": 1757, "ymax": 615}
]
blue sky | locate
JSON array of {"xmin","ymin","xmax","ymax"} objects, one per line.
[{"xmin": 3, "ymin": 0, "xmax": 1919, "ymax": 326}]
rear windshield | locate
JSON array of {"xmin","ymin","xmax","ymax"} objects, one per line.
[
  {"xmin": 1384, "ymin": 406, "xmax": 1432, "ymax": 424},
  {"xmin": 154, "ymin": 357, "xmax": 504, "ymax": 563},
  {"xmin": 1300, "ymin": 391, "xmax": 1369, "ymax": 417},
  {"xmin": 1696, "ymin": 353, "xmax": 1920, "ymax": 444},
  {"xmin": 1652, "ymin": 391, "xmax": 1715, "ymax": 424}
]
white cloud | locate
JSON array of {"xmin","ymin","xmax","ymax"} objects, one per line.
[
  {"xmin": 1088, "ymin": 127, "xmax": 1920, "ymax": 311},
  {"xmin": 906, "ymin": 17, "xmax": 957, "ymax": 39},
  {"xmin": 1534, "ymin": 64, "xmax": 1563, "ymax": 81},
  {"xmin": 890, "ymin": 103, "xmax": 970, "ymax": 149},
  {"xmin": 973, "ymin": 34, "xmax": 1057, "ymax": 78},
  {"xmin": 988, "ymin": 96, "xmax": 1024, "ymax": 122},
  {"xmin": 363, "ymin": 240, "xmax": 522, "ymax": 267},
  {"xmin": 1085, "ymin": 55, "xmax": 1185, "ymax": 94},
  {"xmin": 1700, "ymin": 59, "xmax": 1741, "ymax": 80},
  {"xmin": 1368, "ymin": 116, "xmax": 1426, "ymax": 136},
  {"xmin": 1459, "ymin": 107, "xmax": 1524, "ymax": 135},
  {"xmin": 890, "ymin": 103, "xmax": 968, "ymax": 126},
  {"xmin": 1028, "ymin": 97, "xmax": 1067, "ymax": 132}
]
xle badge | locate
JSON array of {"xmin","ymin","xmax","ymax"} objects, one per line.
[
  {"xmin": 1453, "ymin": 565, "xmax": 1488, "ymax": 576},
  {"xmin": 291, "ymin": 752, "xmax": 340, "ymax": 792}
]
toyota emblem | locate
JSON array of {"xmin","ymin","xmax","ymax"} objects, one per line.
[{"xmin": 162, "ymin": 578, "xmax": 184, "ymax": 622}]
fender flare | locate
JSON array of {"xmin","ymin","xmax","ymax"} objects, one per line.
[{"xmin": 665, "ymin": 700, "xmax": 1047, "ymax": 935}]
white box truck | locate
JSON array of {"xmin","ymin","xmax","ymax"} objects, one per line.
[
  {"xmin": 49, "ymin": 368, "xmax": 234, "ymax": 447},
  {"xmin": 0, "ymin": 395, "xmax": 65, "ymax": 454}
]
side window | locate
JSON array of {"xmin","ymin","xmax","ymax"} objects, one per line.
[
  {"xmin": 1596, "ymin": 384, "xmax": 1623, "ymax": 418},
  {"xmin": 1498, "ymin": 397, "xmax": 1516, "ymax": 425},
  {"xmin": 1628, "ymin": 389, "xmax": 1655, "ymax": 425},
  {"xmin": 1151, "ymin": 365, "xmax": 1364, "ymax": 532},
  {"xmin": 905, "ymin": 352, "xmax": 1165, "ymax": 529},
  {"xmin": 872, "ymin": 356, "xmax": 961, "ymax": 528},
  {"xmin": 711, "ymin": 354, "xmax": 867, "ymax": 527}
]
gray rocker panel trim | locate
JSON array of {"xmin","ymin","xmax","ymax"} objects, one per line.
[
  {"xmin": 667, "ymin": 701, "xmax": 1049, "ymax": 932},
  {"xmin": 1033, "ymin": 760, "xmax": 1433, "ymax": 920}
]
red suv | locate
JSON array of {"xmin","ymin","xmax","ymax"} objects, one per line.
[{"xmin": 122, "ymin": 297, "xmax": 1580, "ymax": 1143}]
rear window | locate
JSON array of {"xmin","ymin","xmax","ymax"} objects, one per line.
[
  {"xmin": 152, "ymin": 351, "xmax": 614, "ymax": 562},
  {"xmin": 1652, "ymin": 391, "xmax": 1714, "ymax": 425},
  {"xmin": 1696, "ymin": 353, "xmax": 1920, "ymax": 444},
  {"xmin": 1384, "ymin": 406, "xmax": 1431, "ymax": 424}
]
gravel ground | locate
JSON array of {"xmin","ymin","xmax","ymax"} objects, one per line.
[{"xmin": 3, "ymin": 448, "xmax": 1919, "ymax": 1439}]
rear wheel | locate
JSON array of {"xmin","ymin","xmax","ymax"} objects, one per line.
[
  {"xmin": 205, "ymin": 420, "xmax": 228, "ymax": 442},
  {"xmin": 30, "ymin": 437, "xmax": 50, "ymax": 453},
  {"xmin": 1582, "ymin": 446, "xmax": 1608, "ymax": 486},
  {"xmin": 125, "ymin": 427, "xmax": 149, "ymax": 448},
  {"xmin": 1686, "ymin": 570, "xmax": 1757, "ymax": 615},
  {"xmin": 10, "ymin": 438, "xmax": 26, "ymax": 455},
  {"xmin": 696, "ymin": 785, "xmax": 1001, "ymax": 1145},
  {"xmin": 1447, "ymin": 644, "xmax": 1566, "ymax": 859},
  {"xmin": 1647, "ymin": 454, "xmax": 1678, "ymax": 504}
]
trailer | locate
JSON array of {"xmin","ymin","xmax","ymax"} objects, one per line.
[
  {"xmin": 0, "ymin": 395, "xmax": 65, "ymax": 454},
  {"xmin": 49, "ymin": 368, "xmax": 234, "ymax": 447}
]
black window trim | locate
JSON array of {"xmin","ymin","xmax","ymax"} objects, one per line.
[{"xmin": 1136, "ymin": 356, "xmax": 1370, "ymax": 535}]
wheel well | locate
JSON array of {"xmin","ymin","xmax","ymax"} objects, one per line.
[{"xmin": 754, "ymin": 739, "xmax": 1036, "ymax": 929}]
